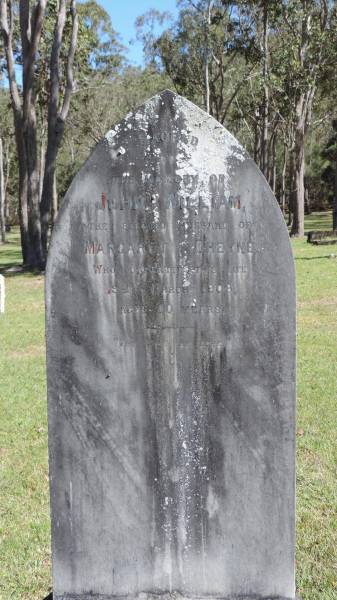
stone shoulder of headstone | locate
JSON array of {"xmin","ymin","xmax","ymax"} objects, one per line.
[
  {"xmin": 0, "ymin": 274, "xmax": 5, "ymax": 314},
  {"xmin": 46, "ymin": 90, "xmax": 296, "ymax": 600}
]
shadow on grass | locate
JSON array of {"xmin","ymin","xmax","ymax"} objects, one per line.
[
  {"xmin": 0, "ymin": 236, "xmax": 46, "ymax": 275},
  {"xmin": 0, "ymin": 263, "xmax": 44, "ymax": 277},
  {"xmin": 295, "ymin": 255, "xmax": 336, "ymax": 261},
  {"xmin": 0, "ymin": 242, "xmax": 44, "ymax": 276},
  {"xmin": 0, "ymin": 239, "xmax": 23, "ymax": 275}
]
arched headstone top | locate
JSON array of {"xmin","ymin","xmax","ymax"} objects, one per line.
[{"xmin": 46, "ymin": 91, "xmax": 296, "ymax": 600}]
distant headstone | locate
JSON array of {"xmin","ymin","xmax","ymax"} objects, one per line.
[
  {"xmin": 0, "ymin": 274, "xmax": 5, "ymax": 313},
  {"xmin": 46, "ymin": 90, "xmax": 296, "ymax": 600}
]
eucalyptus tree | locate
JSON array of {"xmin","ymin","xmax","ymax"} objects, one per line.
[
  {"xmin": 0, "ymin": 0, "xmax": 78, "ymax": 267},
  {"xmin": 321, "ymin": 120, "xmax": 337, "ymax": 229},
  {"xmin": 277, "ymin": 0, "xmax": 337, "ymax": 236},
  {"xmin": 136, "ymin": 1, "xmax": 253, "ymax": 124},
  {"xmin": 0, "ymin": 0, "xmax": 123, "ymax": 268},
  {"xmin": 0, "ymin": 137, "xmax": 5, "ymax": 242}
]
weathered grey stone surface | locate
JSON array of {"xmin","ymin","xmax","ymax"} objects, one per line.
[
  {"xmin": 0, "ymin": 274, "xmax": 5, "ymax": 313},
  {"xmin": 46, "ymin": 90, "xmax": 296, "ymax": 600}
]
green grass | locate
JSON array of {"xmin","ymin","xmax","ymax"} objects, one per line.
[
  {"xmin": 0, "ymin": 232, "xmax": 50, "ymax": 599},
  {"xmin": 0, "ymin": 214, "xmax": 336, "ymax": 599},
  {"xmin": 303, "ymin": 210, "xmax": 335, "ymax": 234},
  {"xmin": 292, "ymin": 212, "xmax": 337, "ymax": 599}
]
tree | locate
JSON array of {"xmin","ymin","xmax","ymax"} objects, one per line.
[
  {"xmin": 40, "ymin": 0, "xmax": 79, "ymax": 257},
  {"xmin": 0, "ymin": 0, "xmax": 123, "ymax": 268},
  {"xmin": 322, "ymin": 120, "xmax": 337, "ymax": 230},
  {"xmin": 136, "ymin": 1, "xmax": 253, "ymax": 123},
  {"xmin": 0, "ymin": 0, "xmax": 77, "ymax": 267},
  {"xmin": 0, "ymin": 137, "xmax": 5, "ymax": 243},
  {"xmin": 278, "ymin": 0, "xmax": 335, "ymax": 236},
  {"xmin": 50, "ymin": 65, "xmax": 171, "ymax": 202},
  {"xmin": 136, "ymin": 0, "xmax": 337, "ymax": 230}
]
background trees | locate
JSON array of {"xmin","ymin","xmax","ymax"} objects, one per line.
[
  {"xmin": 0, "ymin": 0, "xmax": 122, "ymax": 267},
  {"xmin": 0, "ymin": 0, "xmax": 336, "ymax": 267}
]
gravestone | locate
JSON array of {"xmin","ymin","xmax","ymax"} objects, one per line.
[
  {"xmin": 46, "ymin": 90, "xmax": 296, "ymax": 600},
  {"xmin": 0, "ymin": 274, "xmax": 5, "ymax": 313}
]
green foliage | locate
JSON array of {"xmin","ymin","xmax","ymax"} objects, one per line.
[
  {"xmin": 76, "ymin": 1, "xmax": 125, "ymax": 76},
  {"xmin": 35, "ymin": 0, "xmax": 125, "ymax": 117},
  {"xmin": 2, "ymin": 0, "xmax": 337, "ymax": 229},
  {"xmin": 0, "ymin": 90, "xmax": 17, "ymax": 223},
  {"xmin": 136, "ymin": 1, "xmax": 251, "ymax": 118}
]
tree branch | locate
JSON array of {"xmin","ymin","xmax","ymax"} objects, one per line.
[
  {"xmin": 21, "ymin": 0, "xmax": 46, "ymax": 97},
  {"xmin": 30, "ymin": 0, "xmax": 46, "ymax": 53},
  {"xmin": 60, "ymin": 0, "xmax": 79, "ymax": 122},
  {"xmin": 184, "ymin": 0, "xmax": 203, "ymax": 14},
  {"xmin": 19, "ymin": 0, "xmax": 31, "ymax": 63},
  {"xmin": 49, "ymin": 0, "xmax": 67, "ymax": 124},
  {"xmin": 0, "ymin": 0, "xmax": 22, "ymax": 115},
  {"xmin": 320, "ymin": 0, "xmax": 328, "ymax": 31}
]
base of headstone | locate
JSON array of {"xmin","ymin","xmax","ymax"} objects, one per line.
[{"xmin": 52, "ymin": 594, "xmax": 300, "ymax": 600}]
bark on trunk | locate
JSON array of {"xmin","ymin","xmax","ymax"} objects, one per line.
[
  {"xmin": 281, "ymin": 144, "xmax": 287, "ymax": 215},
  {"xmin": 260, "ymin": 1, "xmax": 269, "ymax": 177},
  {"xmin": 269, "ymin": 129, "xmax": 277, "ymax": 193},
  {"xmin": 0, "ymin": 138, "xmax": 5, "ymax": 243},
  {"xmin": 291, "ymin": 125, "xmax": 305, "ymax": 237},
  {"xmin": 254, "ymin": 109, "xmax": 260, "ymax": 165},
  {"xmin": 4, "ymin": 141, "xmax": 11, "ymax": 223},
  {"xmin": 39, "ymin": 135, "xmax": 46, "ymax": 202},
  {"xmin": 40, "ymin": 120, "xmax": 65, "ymax": 255},
  {"xmin": 333, "ymin": 159, "xmax": 337, "ymax": 231},
  {"xmin": 288, "ymin": 151, "xmax": 295, "ymax": 228},
  {"xmin": 15, "ymin": 122, "xmax": 30, "ymax": 265},
  {"xmin": 290, "ymin": 89, "xmax": 311, "ymax": 238},
  {"xmin": 205, "ymin": 1, "xmax": 213, "ymax": 115},
  {"xmin": 304, "ymin": 184, "xmax": 310, "ymax": 215},
  {"xmin": 23, "ymin": 120, "xmax": 43, "ymax": 267},
  {"xmin": 40, "ymin": 0, "xmax": 78, "ymax": 264},
  {"xmin": 52, "ymin": 171, "xmax": 58, "ymax": 224}
]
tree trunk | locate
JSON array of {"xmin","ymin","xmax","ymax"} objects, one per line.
[
  {"xmin": 14, "ymin": 121, "xmax": 30, "ymax": 265},
  {"xmin": 1, "ymin": 0, "xmax": 47, "ymax": 269},
  {"xmin": 304, "ymin": 183, "xmax": 310, "ymax": 215},
  {"xmin": 291, "ymin": 94, "xmax": 307, "ymax": 237},
  {"xmin": 40, "ymin": 118, "xmax": 65, "ymax": 256},
  {"xmin": 260, "ymin": 1, "xmax": 269, "ymax": 177},
  {"xmin": 254, "ymin": 108, "xmax": 260, "ymax": 165},
  {"xmin": 281, "ymin": 144, "xmax": 287, "ymax": 215},
  {"xmin": 0, "ymin": 138, "xmax": 5, "ymax": 243},
  {"xmin": 333, "ymin": 159, "xmax": 337, "ymax": 231},
  {"xmin": 4, "ymin": 141, "xmax": 11, "ymax": 223},
  {"xmin": 39, "ymin": 135, "xmax": 46, "ymax": 202},
  {"xmin": 205, "ymin": 53, "xmax": 210, "ymax": 114},
  {"xmin": 23, "ymin": 120, "xmax": 43, "ymax": 267},
  {"xmin": 52, "ymin": 170, "xmax": 58, "ymax": 224},
  {"xmin": 39, "ymin": 0, "xmax": 78, "ymax": 264},
  {"xmin": 205, "ymin": 1, "xmax": 213, "ymax": 114},
  {"xmin": 291, "ymin": 125, "xmax": 305, "ymax": 237},
  {"xmin": 269, "ymin": 129, "xmax": 277, "ymax": 193},
  {"xmin": 288, "ymin": 151, "xmax": 295, "ymax": 228}
]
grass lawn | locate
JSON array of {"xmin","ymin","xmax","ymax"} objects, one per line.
[{"xmin": 0, "ymin": 212, "xmax": 336, "ymax": 599}]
